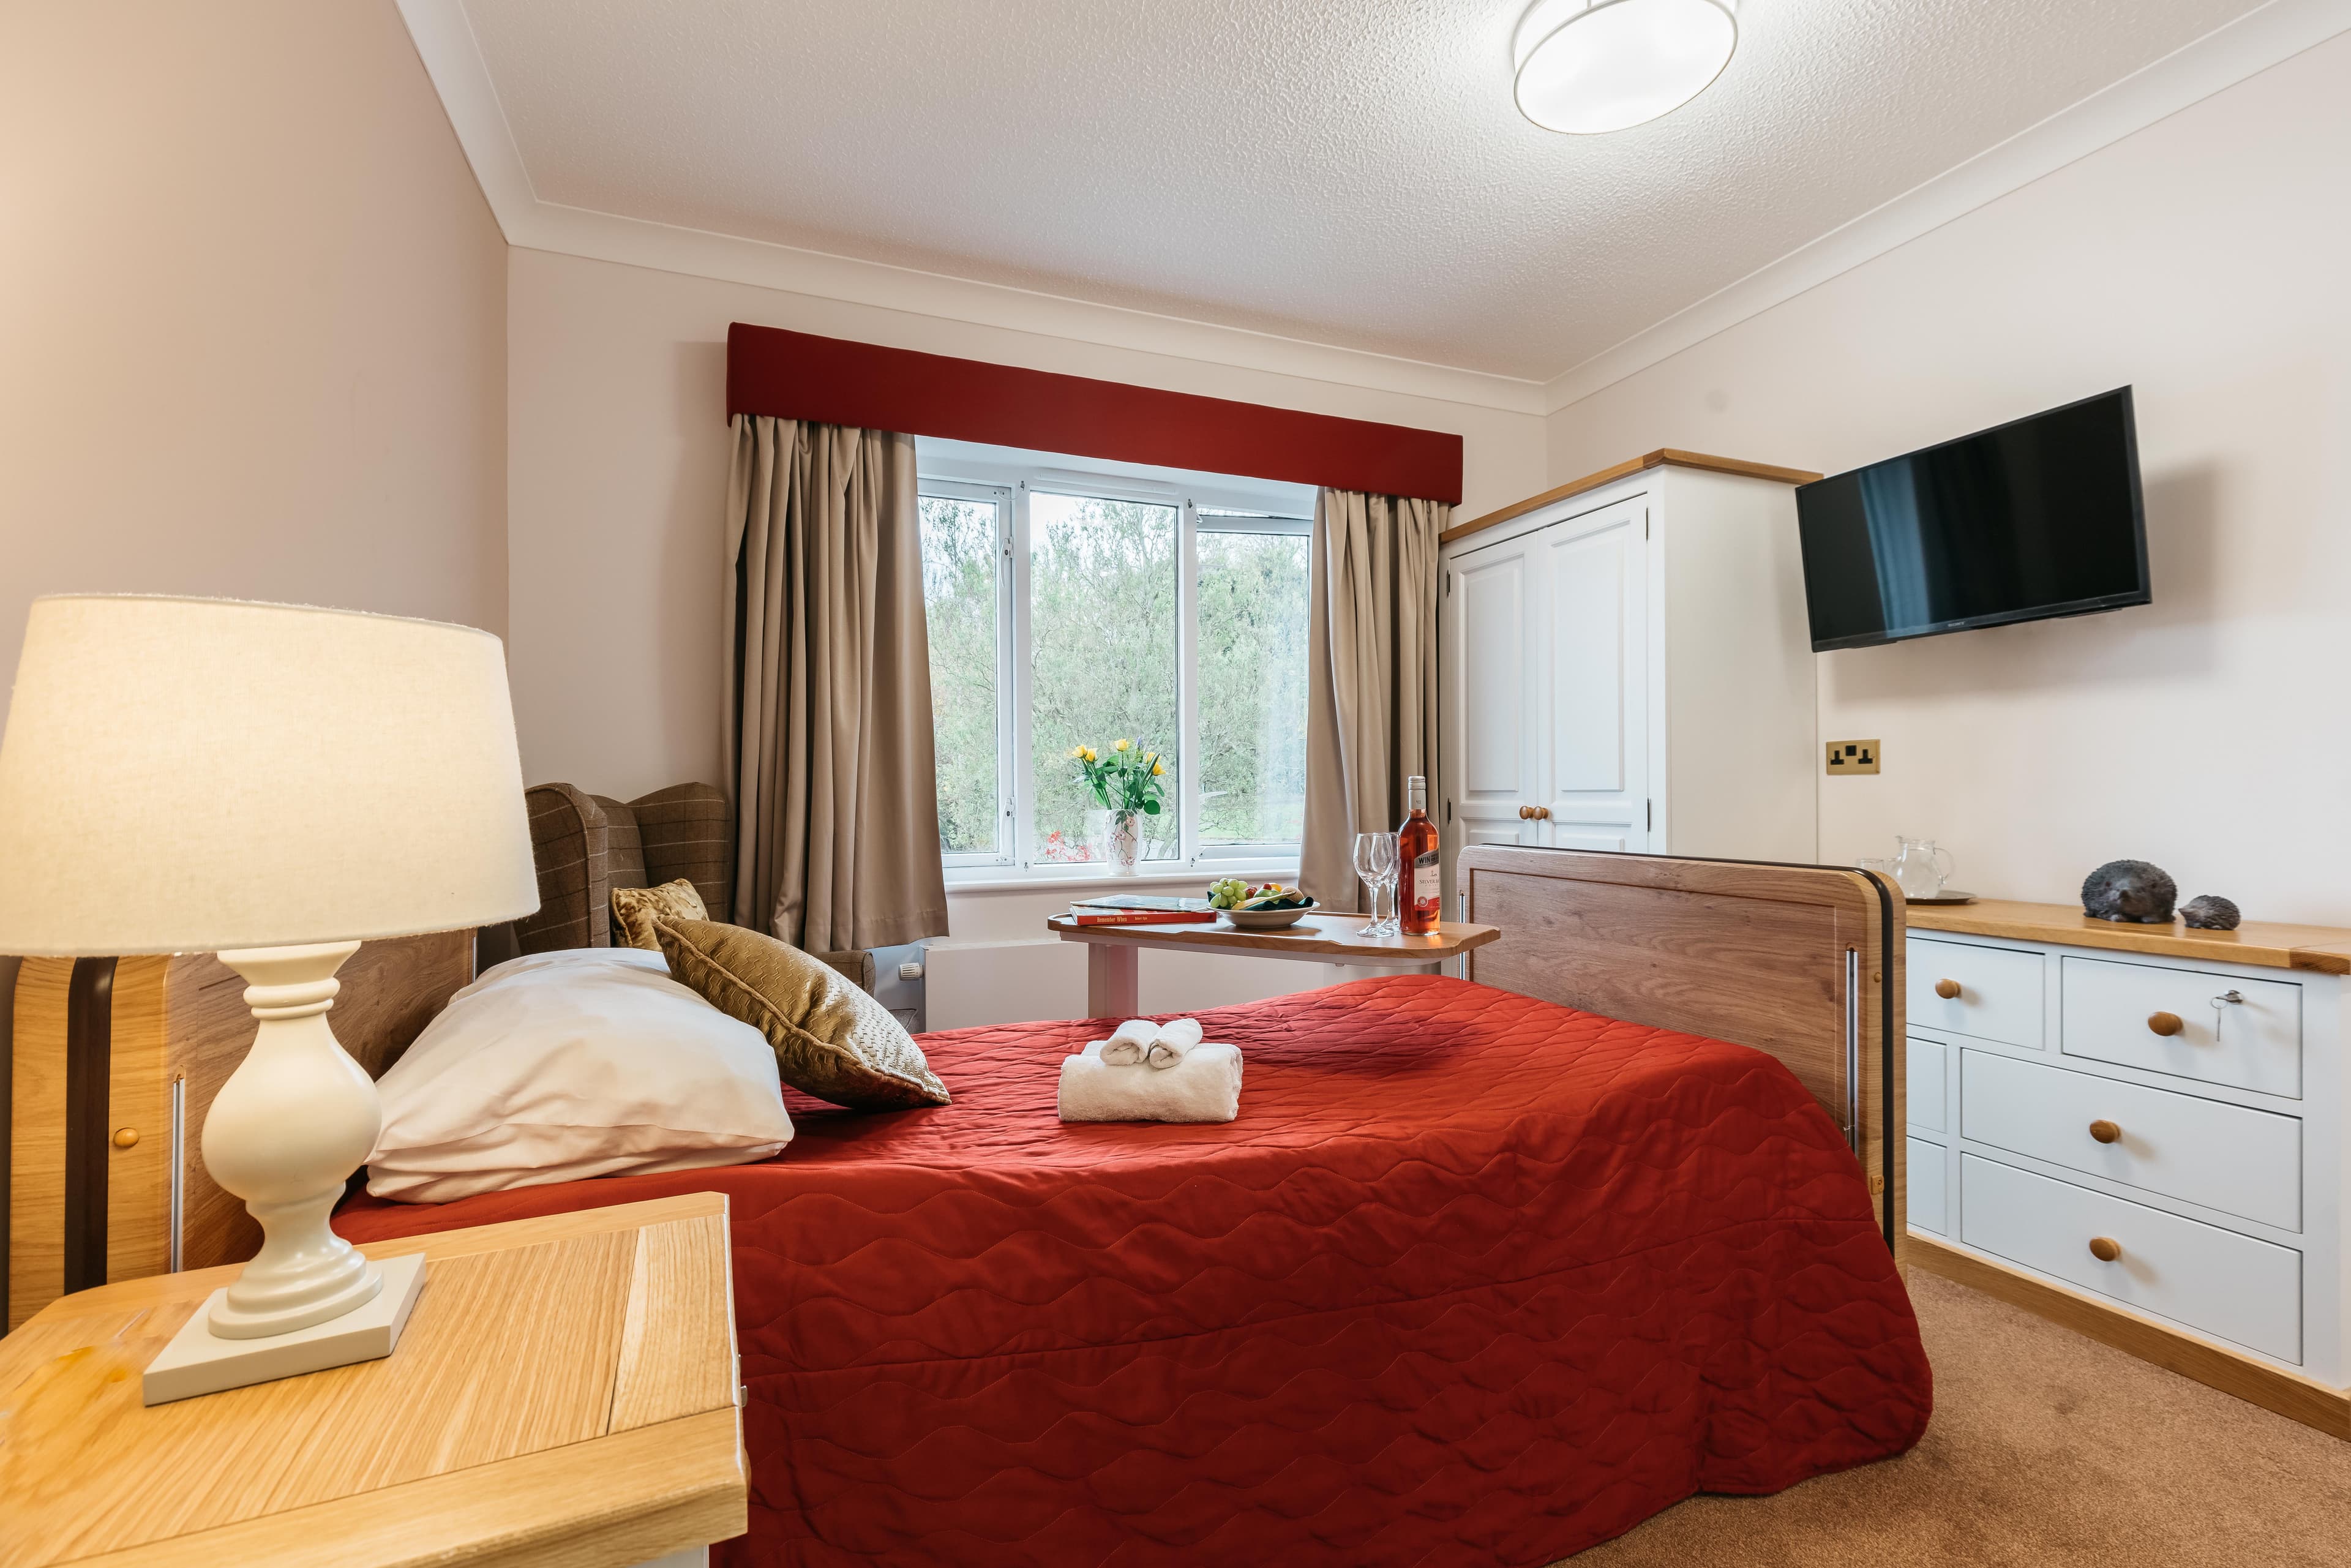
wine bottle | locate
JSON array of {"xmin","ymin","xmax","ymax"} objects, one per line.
[{"xmin": 1398, "ymin": 775, "xmax": 1440, "ymax": 934}]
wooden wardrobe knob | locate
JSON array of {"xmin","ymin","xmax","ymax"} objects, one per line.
[
  {"xmin": 1534, "ymin": 806, "xmax": 1551, "ymax": 820},
  {"xmin": 2147, "ymin": 1011, "xmax": 2184, "ymax": 1037},
  {"xmin": 1934, "ymin": 978, "xmax": 1962, "ymax": 1000},
  {"xmin": 1517, "ymin": 805, "xmax": 1532, "ymax": 820},
  {"xmin": 2088, "ymin": 1236, "xmax": 2123, "ymax": 1263},
  {"xmin": 110, "ymin": 1127, "xmax": 139, "ymax": 1150},
  {"xmin": 2088, "ymin": 1119, "xmax": 2122, "ymax": 1144}
]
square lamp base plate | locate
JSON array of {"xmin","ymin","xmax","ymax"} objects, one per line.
[{"xmin": 143, "ymin": 1251, "xmax": 427, "ymax": 1405}]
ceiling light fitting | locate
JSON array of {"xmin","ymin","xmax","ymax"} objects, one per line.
[{"xmin": 1513, "ymin": 0, "xmax": 1738, "ymax": 135}]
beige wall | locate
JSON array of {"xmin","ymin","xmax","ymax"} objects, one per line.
[
  {"xmin": 505, "ymin": 246, "xmax": 1548, "ymax": 798},
  {"xmin": 1547, "ymin": 34, "xmax": 2351, "ymax": 923},
  {"xmin": 0, "ymin": 0, "xmax": 508, "ymax": 733}
]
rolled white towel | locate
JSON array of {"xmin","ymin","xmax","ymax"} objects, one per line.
[
  {"xmin": 1145, "ymin": 1016, "xmax": 1204, "ymax": 1070},
  {"xmin": 1101, "ymin": 1018, "xmax": 1158, "ymax": 1067},
  {"xmin": 1059, "ymin": 1040, "xmax": 1242, "ymax": 1123},
  {"xmin": 1100, "ymin": 1016, "xmax": 1206, "ymax": 1068}
]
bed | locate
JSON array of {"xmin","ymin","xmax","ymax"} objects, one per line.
[
  {"xmin": 4, "ymin": 850, "xmax": 1927, "ymax": 1561},
  {"xmin": 329, "ymin": 848, "xmax": 1929, "ymax": 1564}
]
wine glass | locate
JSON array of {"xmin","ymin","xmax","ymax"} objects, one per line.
[
  {"xmin": 1373, "ymin": 835, "xmax": 1403, "ymax": 935},
  {"xmin": 1354, "ymin": 831, "xmax": 1400, "ymax": 936},
  {"xmin": 1351, "ymin": 833, "xmax": 1382, "ymax": 931}
]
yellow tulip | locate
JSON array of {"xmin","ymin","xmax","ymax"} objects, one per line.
[
  {"xmin": 1082, "ymin": 747, "xmax": 1097, "ymax": 762},
  {"xmin": 1113, "ymin": 738, "xmax": 1131, "ymax": 752},
  {"xmin": 1068, "ymin": 746, "xmax": 1084, "ymax": 760},
  {"xmin": 1151, "ymin": 760, "xmax": 1165, "ymax": 776}
]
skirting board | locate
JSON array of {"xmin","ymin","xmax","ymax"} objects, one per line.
[{"xmin": 1907, "ymin": 1232, "xmax": 2350, "ymax": 1439}]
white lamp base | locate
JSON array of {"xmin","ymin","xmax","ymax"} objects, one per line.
[
  {"xmin": 197, "ymin": 940, "xmax": 389, "ymax": 1341},
  {"xmin": 143, "ymin": 1251, "xmax": 427, "ymax": 1405}
]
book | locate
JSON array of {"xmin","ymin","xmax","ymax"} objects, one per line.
[
  {"xmin": 1068, "ymin": 895, "xmax": 1214, "ymax": 912},
  {"xmin": 1063, "ymin": 907, "xmax": 1220, "ymax": 926}
]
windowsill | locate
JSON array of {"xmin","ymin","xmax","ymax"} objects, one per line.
[{"xmin": 944, "ymin": 862, "xmax": 1300, "ymax": 896}]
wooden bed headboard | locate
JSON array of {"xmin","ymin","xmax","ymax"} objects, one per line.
[{"xmin": 1458, "ymin": 846, "xmax": 1906, "ymax": 1258}]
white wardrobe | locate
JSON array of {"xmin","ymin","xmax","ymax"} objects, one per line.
[{"xmin": 1439, "ymin": 454, "xmax": 1820, "ymax": 907}]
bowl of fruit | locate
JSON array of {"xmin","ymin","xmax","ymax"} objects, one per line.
[{"xmin": 1205, "ymin": 879, "xmax": 1318, "ymax": 930}]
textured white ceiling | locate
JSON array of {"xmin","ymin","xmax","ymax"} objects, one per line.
[{"xmin": 462, "ymin": 0, "xmax": 2269, "ymax": 380}]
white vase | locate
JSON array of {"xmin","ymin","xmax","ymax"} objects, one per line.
[{"xmin": 1090, "ymin": 808, "xmax": 1144, "ymax": 876}]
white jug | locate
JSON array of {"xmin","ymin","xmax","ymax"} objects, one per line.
[{"xmin": 1892, "ymin": 837, "xmax": 1954, "ymax": 899}]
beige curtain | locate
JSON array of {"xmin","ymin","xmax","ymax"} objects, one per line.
[
  {"xmin": 1299, "ymin": 487, "xmax": 1447, "ymax": 912},
  {"xmin": 724, "ymin": 414, "xmax": 948, "ymax": 951}
]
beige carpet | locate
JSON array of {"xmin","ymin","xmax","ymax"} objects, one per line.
[{"xmin": 1564, "ymin": 1270, "xmax": 2351, "ymax": 1567}]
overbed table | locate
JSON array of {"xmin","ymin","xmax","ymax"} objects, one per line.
[{"xmin": 1046, "ymin": 912, "xmax": 1501, "ymax": 1016}]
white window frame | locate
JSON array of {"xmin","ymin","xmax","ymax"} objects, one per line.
[
  {"xmin": 918, "ymin": 452, "xmax": 1311, "ymax": 879},
  {"xmin": 918, "ymin": 479, "xmax": 1017, "ymax": 869},
  {"xmin": 1190, "ymin": 509, "xmax": 1314, "ymax": 863}
]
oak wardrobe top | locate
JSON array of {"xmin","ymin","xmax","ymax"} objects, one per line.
[{"xmin": 1440, "ymin": 449, "xmax": 1824, "ymax": 546}]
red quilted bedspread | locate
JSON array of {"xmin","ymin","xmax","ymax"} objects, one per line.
[{"xmin": 337, "ymin": 974, "xmax": 1930, "ymax": 1566}]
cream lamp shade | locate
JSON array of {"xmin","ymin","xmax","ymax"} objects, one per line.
[
  {"xmin": 0, "ymin": 595, "xmax": 541, "ymax": 1398},
  {"xmin": 0, "ymin": 595, "xmax": 539, "ymax": 953}
]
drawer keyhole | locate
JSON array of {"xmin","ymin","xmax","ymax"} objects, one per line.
[
  {"xmin": 2088, "ymin": 1119, "xmax": 2122, "ymax": 1145},
  {"xmin": 2146, "ymin": 1011, "xmax": 2184, "ymax": 1037},
  {"xmin": 1933, "ymin": 978, "xmax": 1961, "ymax": 1000},
  {"xmin": 2088, "ymin": 1236, "xmax": 2123, "ymax": 1263}
]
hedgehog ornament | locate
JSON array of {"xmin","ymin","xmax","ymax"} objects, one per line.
[
  {"xmin": 2181, "ymin": 894, "xmax": 2242, "ymax": 931},
  {"xmin": 2081, "ymin": 859, "xmax": 2178, "ymax": 924}
]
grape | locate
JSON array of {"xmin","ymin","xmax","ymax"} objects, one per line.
[{"xmin": 1205, "ymin": 876, "xmax": 1251, "ymax": 910}]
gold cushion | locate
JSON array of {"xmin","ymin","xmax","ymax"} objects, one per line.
[
  {"xmin": 654, "ymin": 917, "xmax": 949, "ymax": 1110},
  {"xmin": 610, "ymin": 879, "xmax": 708, "ymax": 950}
]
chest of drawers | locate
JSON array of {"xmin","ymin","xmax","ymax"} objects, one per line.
[{"xmin": 1900, "ymin": 899, "xmax": 2350, "ymax": 1436}]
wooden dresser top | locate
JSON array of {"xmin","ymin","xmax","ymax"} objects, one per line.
[
  {"xmin": 1910, "ymin": 898, "xmax": 2351, "ymax": 976},
  {"xmin": 0, "ymin": 1193, "xmax": 744, "ymax": 1568}
]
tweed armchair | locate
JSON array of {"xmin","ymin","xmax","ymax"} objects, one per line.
[{"xmin": 508, "ymin": 781, "xmax": 876, "ymax": 992}]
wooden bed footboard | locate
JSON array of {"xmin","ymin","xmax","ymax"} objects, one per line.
[
  {"xmin": 1458, "ymin": 846, "xmax": 1907, "ymax": 1259},
  {"xmin": 4, "ymin": 931, "xmax": 474, "ymax": 1332}
]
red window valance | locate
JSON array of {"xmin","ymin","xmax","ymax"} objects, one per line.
[{"xmin": 726, "ymin": 323, "xmax": 1463, "ymax": 505}]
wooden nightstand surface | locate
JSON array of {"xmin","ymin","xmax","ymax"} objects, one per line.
[{"xmin": 0, "ymin": 1193, "xmax": 744, "ymax": 1568}]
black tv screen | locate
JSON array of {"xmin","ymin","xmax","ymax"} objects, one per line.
[{"xmin": 1795, "ymin": 388, "xmax": 2148, "ymax": 651}]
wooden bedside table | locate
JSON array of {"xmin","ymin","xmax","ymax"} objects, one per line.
[{"xmin": 0, "ymin": 1192, "xmax": 746, "ymax": 1568}]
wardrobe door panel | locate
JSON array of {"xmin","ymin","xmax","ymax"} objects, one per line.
[
  {"xmin": 1540, "ymin": 503, "xmax": 1647, "ymax": 850},
  {"xmin": 1450, "ymin": 537, "xmax": 1540, "ymax": 850}
]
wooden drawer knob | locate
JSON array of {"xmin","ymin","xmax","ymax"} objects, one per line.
[
  {"xmin": 110, "ymin": 1127, "xmax": 139, "ymax": 1150},
  {"xmin": 2147, "ymin": 1011, "xmax": 2184, "ymax": 1037},
  {"xmin": 2088, "ymin": 1236, "xmax": 2123, "ymax": 1263},
  {"xmin": 1933, "ymin": 978, "xmax": 1962, "ymax": 1000},
  {"xmin": 2088, "ymin": 1119, "xmax": 2122, "ymax": 1144}
]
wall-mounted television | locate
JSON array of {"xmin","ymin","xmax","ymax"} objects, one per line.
[{"xmin": 1794, "ymin": 388, "xmax": 2149, "ymax": 651}]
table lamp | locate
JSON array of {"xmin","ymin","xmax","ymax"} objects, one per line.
[{"xmin": 0, "ymin": 595, "xmax": 539, "ymax": 1401}]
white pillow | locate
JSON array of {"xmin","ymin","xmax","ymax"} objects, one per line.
[{"xmin": 367, "ymin": 946, "xmax": 792, "ymax": 1202}]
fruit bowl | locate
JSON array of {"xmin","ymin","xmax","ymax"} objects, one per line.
[{"xmin": 1221, "ymin": 901, "xmax": 1317, "ymax": 931}]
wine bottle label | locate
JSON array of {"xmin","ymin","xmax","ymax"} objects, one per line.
[{"xmin": 1414, "ymin": 858, "xmax": 1439, "ymax": 902}]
